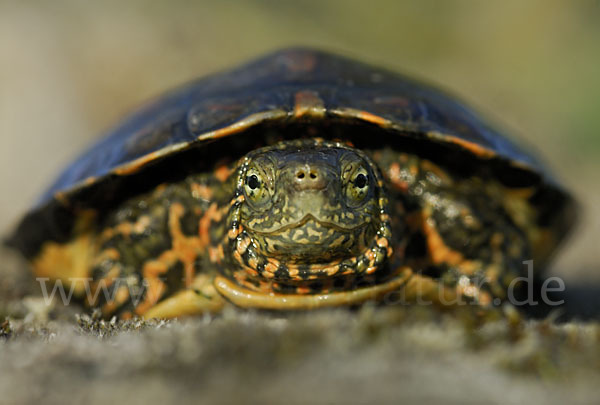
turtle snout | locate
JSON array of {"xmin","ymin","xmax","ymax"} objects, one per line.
[{"xmin": 292, "ymin": 164, "xmax": 329, "ymax": 191}]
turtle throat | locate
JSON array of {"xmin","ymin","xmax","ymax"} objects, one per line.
[{"xmin": 223, "ymin": 217, "xmax": 394, "ymax": 294}]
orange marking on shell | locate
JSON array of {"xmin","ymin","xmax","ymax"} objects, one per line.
[
  {"xmin": 101, "ymin": 223, "xmax": 122, "ymax": 242},
  {"xmin": 191, "ymin": 183, "xmax": 213, "ymax": 200},
  {"xmin": 457, "ymin": 260, "xmax": 479, "ymax": 276},
  {"xmin": 96, "ymin": 265, "xmax": 120, "ymax": 290},
  {"xmin": 168, "ymin": 203, "xmax": 201, "ymax": 287},
  {"xmin": 197, "ymin": 110, "xmax": 287, "ymax": 142},
  {"xmin": 420, "ymin": 212, "xmax": 464, "ymax": 266},
  {"xmin": 388, "ymin": 162, "xmax": 409, "ymax": 191},
  {"xmin": 199, "ymin": 203, "xmax": 219, "ymax": 250},
  {"xmin": 132, "ymin": 216, "xmax": 151, "ymax": 234},
  {"xmin": 101, "ymin": 216, "xmax": 149, "ymax": 241},
  {"xmin": 102, "ymin": 285, "xmax": 131, "ymax": 314},
  {"xmin": 445, "ymin": 135, "xmax": 496, "ymax": 158},
  {"xmin": 215, "ymin": 165, "xmax": 233, "ymax": 182},
  {"xmin": 113, "ymin": 143, "xmax": 188, "ymax": 176},
  {"xmin": 136, "ymin": 202, "xmax": 204, "ymax": 315},
  {"xmin": 115, "ymin": 286, "xmax": 130, "ymax": 305},
  {"xmin": 366, "ymin": 266, "xmax": 378, "ymax": 275},
  {"xmin": 421, "ymin": 160, "xmax": 452, "ymax": 184},
  {"xmin": 293, "ymin": 90, "xmax": 326, "ymax": 118},
  {"xmin": 331, "ymin": 107, "xmax": 392, "ymax": 127},
  {"xmin": 136, "ymin": 260, "xmax": 170, "ymax": 315},
  {"xmin": 32, "ymin": 212, "xmax": 97, "ymax": 297},
  {"xmin": 83, "ymin": 176, "xmax": 97, "ymax": 186},
  {"xmin": 357, "ymin": 111, "xmax": 391, "ymax": 127},
  {"xmin": 96, "ymin": 248, "xmax": 120, "ymax": 261}
]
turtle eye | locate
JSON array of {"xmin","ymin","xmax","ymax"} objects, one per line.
[
  {"xmin": 247, "ymin": 174, "xmax": 260, "ymax": 190},
  {"xmin": 346, "ymin": 167, "xmax": 370, "ymax": 205},
  {"xmin": 244, "ymin": 169, "xmax": 271, "ymax": 205},
  {"xmin": 354, "ymin": 173, "xmax": 368, "ymax": 189}
]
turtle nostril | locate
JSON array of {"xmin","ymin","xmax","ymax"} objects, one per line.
[
  {"xmin": 296, "ymin": 169, "xmax": 319, "ymax": 181},
  {"xmin": 293, "ymin": 165, "xmax": 326, "ymax": 190}
]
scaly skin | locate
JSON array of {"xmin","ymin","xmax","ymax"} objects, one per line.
[{"xmin": 54, "ymin": 138, "xmax": 531, "ymax": 318}]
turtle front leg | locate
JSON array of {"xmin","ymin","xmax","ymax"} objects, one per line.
[
  {"xmin": 400, "ymin": 204, "xmax": 530, "ymax": 308},
  {"xmin": 87, "ymin": 178, "xmax": 231, "ymax": 319},
  {"xmin": 143, "ymin": 274, "xmax": 225, "ymax": 319},
  {"xmin": 383, "ymin": 161, "xmax": 532, "ymax": 307}
]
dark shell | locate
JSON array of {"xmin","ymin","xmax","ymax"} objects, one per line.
[{"xmin": 8, "ymin": 48, "xmax": 576, "ymax": 257}]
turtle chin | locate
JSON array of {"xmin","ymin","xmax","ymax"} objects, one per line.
[
  {"xmin": 249, "ymin": 216, "xmax": 374, "ymax": 264},
  {"xmin": 227, "ymin": 215, "xmax": 393, "ymax": 294}
]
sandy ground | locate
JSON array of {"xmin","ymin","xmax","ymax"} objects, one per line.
[
  {"xmin": 1, "ymin": 2, "xmax": 599, "ymax": 403},
  {"xmin": 1, "ymin": 289, "xmax": 600, "ymax": 404}
]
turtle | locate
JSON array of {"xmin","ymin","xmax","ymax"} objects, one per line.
[{"xmin": 7, "ymin": 48, "xmax": 576, "ymax": 319}]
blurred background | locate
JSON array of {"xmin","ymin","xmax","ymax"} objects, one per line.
[{"xmin": 1, "ymin": 0, "xmax": 599, "ymax": 285}]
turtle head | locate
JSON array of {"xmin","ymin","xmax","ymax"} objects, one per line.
[{"xmin": 224, "ymin": 139, "xmax": 393, "ymax": 293}]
